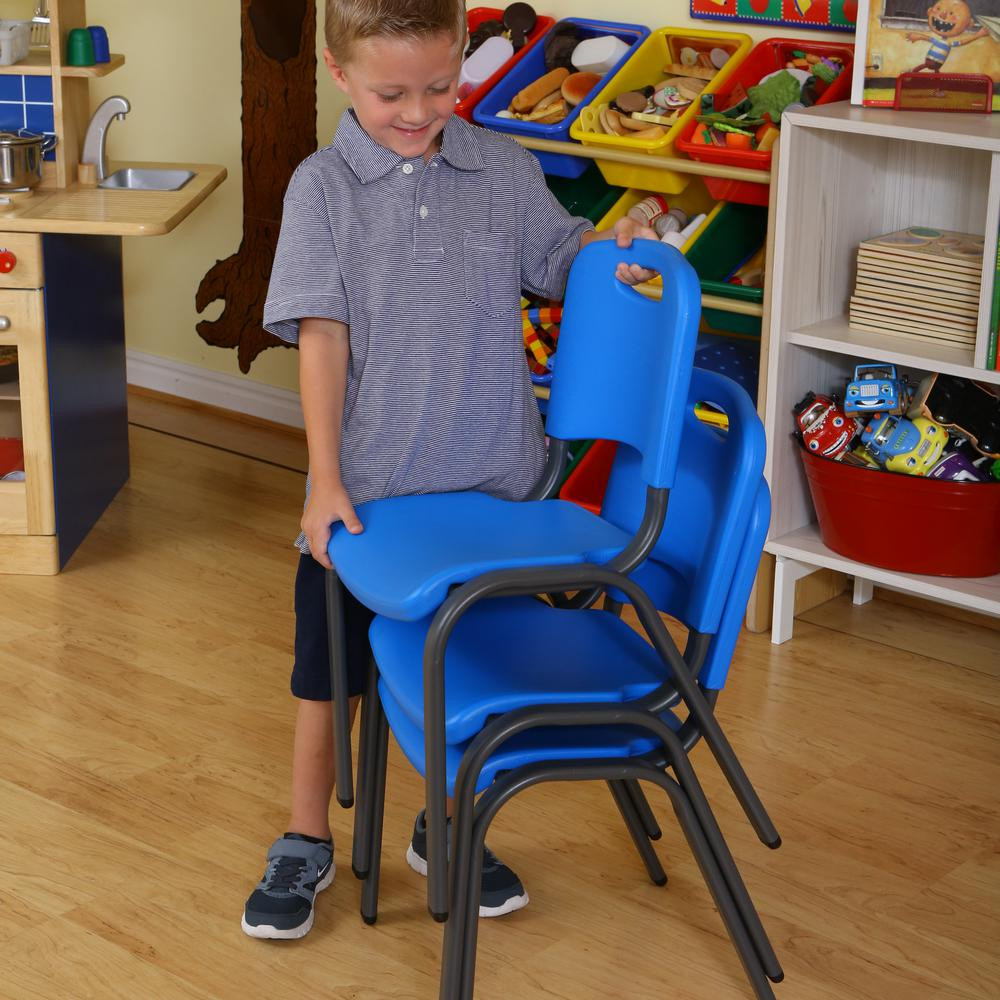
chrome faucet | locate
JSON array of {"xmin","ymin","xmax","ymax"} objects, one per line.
[{"xmin": 81, "ymin": 96, "xmax": 131, "ymax": 182}]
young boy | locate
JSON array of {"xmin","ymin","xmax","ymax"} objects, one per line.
[{"xmin": 243, "ymin": 0, "xmax": 656, "ymax": 940}]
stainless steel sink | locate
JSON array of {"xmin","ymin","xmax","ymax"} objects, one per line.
[{"xmin": 98, "ymin": 168, "xmax": 194, "ymax": 191}]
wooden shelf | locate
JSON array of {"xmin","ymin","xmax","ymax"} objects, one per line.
[
  {"xmin": 766, "ymin": 523, "xmax": 1000, "ymax": 618},
  {"xmin": 788, "ymin": 316, "xmax": 1000, "ymax": 386},
  {"xmin": 785, "ymin": 103, "xmax": 1000, "ymax": 154},
  {"xmin": 60, "ymin": 53, "xmax": 124, "ymax": 77},
  {"xmin": 0, "ymin": 50, "xmax": 55, "ymax": 75},
  {"xmin": 0, "ymin": 51, "xmax": 123, "ymax": 77},
  {"xmin": 761, "ymin": 101, "xmax": 1000, "ymax": 642}
]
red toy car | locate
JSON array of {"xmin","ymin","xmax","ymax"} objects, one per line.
[{"xmin": 793, "ymin": 392, "xmax": 860, "ymax": 459}]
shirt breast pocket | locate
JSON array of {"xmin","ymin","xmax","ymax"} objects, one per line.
[{"xmin": 463, "ymin": 227, "xmax": 521, "ymax": 320}]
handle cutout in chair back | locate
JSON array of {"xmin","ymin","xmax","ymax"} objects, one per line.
[{"xmin": 546, "ymin": 239, "xmax": 701, "ymax": 490}]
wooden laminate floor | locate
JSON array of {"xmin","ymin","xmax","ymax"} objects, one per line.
[{"xmin": 1, "ymin": 413, "xmax": 998, "ymax": 1000}]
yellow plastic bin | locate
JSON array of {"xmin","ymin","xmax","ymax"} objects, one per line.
[
  {"xmin": 593, "ymin": 180, "xmax": 717, "ymax": 296},
  {"xmin": 570, "ymin": 27, "xmax": 751, "ymax": 194}
]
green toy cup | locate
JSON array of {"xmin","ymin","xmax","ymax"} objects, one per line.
[{"xmin": 66, "ymin": 28, "xmax": 95, "ymax": 67}]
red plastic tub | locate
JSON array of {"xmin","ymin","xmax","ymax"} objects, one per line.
[
  {"xmin": 676, "ymin": 37, "xmax": 855, "ymax": 206},
  {"xmin": 456, "ymin": 8, "xmax": 555, "ymax": 122},
  {"xmin": 800, "ymin": 447, "xmax": 1000, "ymax": 578},
  {"xmin": 559, "ymin": 439, "xmax": 618, "ymax": 514}
]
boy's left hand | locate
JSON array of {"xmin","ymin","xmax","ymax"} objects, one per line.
[{"xmin": 610, "ymin": 217, "xmax": 658, "ymax": 285}]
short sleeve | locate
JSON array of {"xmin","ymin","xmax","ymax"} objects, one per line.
[
  {"xmin": 263, "ymin": 164, "xmax": 350, "ymax": 345},
  {"xmin": 517, "ymin": 151, "xmax": 594, "ymax": 301}
]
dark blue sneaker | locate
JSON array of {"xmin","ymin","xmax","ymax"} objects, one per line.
[
  {"xmin": 406, "ymin": 810, "xmax": 529, "ymax": 918},
  {"xmin": 242, "ymin": 834, "xmax": 335, "ymax": 939}
]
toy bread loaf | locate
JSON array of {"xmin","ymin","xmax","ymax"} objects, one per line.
[
  {"xmin": 561, "ymin": 71, "xmax": 601, "ymax": 106},
  {"xmin": 512, "ymin": 67, "xmax": 569, "ymax": 112}
]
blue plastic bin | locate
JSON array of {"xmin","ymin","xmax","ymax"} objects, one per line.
[{"xmin": 474, "ymin": 18, "xmax": 649, "ymax": 178}]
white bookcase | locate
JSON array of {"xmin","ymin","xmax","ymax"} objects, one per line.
[{"xmin": 761, "ymin": 102, "xmax": 1000, "ymax": 643}]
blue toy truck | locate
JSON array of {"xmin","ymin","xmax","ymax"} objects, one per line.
[{"xmin": 844, "ymin": 363, "xmax": 909, "ymax": 415}]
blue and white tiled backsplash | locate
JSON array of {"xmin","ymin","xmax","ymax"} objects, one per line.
[{"xmin": 0, "ymin": 75, "xmax": 56, "ymax": 160}]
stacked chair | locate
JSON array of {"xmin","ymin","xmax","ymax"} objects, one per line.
[{"xmin": 325, "ymin": 239, "xmax": 783, "ymax": 999}]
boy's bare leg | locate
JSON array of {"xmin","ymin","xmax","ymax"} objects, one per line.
[{"xmin": 289, "ymin": 695, "xmax": 361, "ymax": 839}]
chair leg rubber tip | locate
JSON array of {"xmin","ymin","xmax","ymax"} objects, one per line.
[
  {"xmin": 768, "ymin": 836, "xmax": 782, "ymax": 850},
  {"xmin": 649, "ymin": 831, "xmax": 663, "ymax": 841},
  {"xmin": 352, "ymin": 866, "xmax": 367, "ymax": 880},
  {"xmin": 653, "ymin": 875, "xmax": 668, "ymax": 887},
  {"xmin": 337, "ymin": 796, "xmax": 354, "ymax": 809},
  {"xmin": 430, "ymin": 910, "xmax": 448, "ymax": 924},
  {"xmin": 769, "ymin": 972, "xmax": 785, "ymax": 984},
  {"xmin": 362, "ymin": 913, "xmax": 377, "ymax": 925}
]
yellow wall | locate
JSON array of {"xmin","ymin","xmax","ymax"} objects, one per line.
[{"xmin": 63, "ymin": 2, "xmax": 849, "ymax": 396}]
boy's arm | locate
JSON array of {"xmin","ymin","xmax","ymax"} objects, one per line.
[{"xmin": 299, "ymin": 317, "xmax": 363, "ymax": 569}]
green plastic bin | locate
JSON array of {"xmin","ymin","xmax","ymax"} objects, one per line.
[
  {"xmin": 685, "ymin": 202, "xmax": 768, "ymax": 336},
  {"xmin": 546, "ymin": 163, "xmax": 625, "ymax": 225}
]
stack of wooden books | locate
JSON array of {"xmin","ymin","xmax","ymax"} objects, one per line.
[{"xmin": 849, "ymin": 226, "xmax": 983, "ymax": 350}]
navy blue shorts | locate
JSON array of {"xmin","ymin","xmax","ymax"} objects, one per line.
[{"xmin": 291, "ymin": 553, "xmax": 374, "ymax": 701}]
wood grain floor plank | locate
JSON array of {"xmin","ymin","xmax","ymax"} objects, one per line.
[{"xmin": 1, "ymin": 421, "xmax": 997, "ymax": 999}]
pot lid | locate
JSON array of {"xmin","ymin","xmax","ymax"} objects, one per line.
[{"xmin": 0, "ymin": 130, "xmax": 43, "ymax": 146}]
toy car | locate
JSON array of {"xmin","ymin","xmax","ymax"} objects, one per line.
[
  {"xmin": 793, "ymin": 392, "xmax": 859, "ymax": 459},
  {"xmin": 927, "ymin": 452, "xmax": 989, "ymax": 483},
  {"xmin": 860, "ymin": 413, "xmax": 946, "ymax": 475},
  {"xmin": 909, "ymin": 373, "xmax": 1000, "ymax": 458},
  {"xmin": 844, "ymin": 364, "xmax": 909, "ymax": 415}
]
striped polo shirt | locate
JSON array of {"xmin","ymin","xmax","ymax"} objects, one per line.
[
  {"xmin": 927, "ymin": 35, "xmax": 961, "ymax": 64},
  {"xmin": 264, "ymin": 110, "xmax": 592, "ymax": 553}
]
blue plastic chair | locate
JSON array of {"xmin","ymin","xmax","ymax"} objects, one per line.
[
  {"xmin": 355, "ymin": 373, "xmax": 781, "ymax": 998},
  {"xmin": 329, "ymin": 239, "xmax": 708, "ymax": 918}
]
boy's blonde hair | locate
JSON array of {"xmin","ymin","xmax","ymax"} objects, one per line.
[{"xmin": 326, "ymin": 0, "xmax": 467, "ymax": 63}]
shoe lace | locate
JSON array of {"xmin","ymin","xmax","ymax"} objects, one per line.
[
  {"xmin": 265, "ymin": 856, "xmax": 308, "ymax": 891},
  {"xmin": 481, "ymin": 845, "xmax": 502, "ymax": 873}
]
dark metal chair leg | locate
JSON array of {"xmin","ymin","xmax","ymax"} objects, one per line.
[
  {"xmin": 457, "ymin": 763, "xmax": 775, "ymax": 1000},
  {"xmin": 440, "ymin": 774, "xmax": 477, "ymax": 1000},
  {"xmin": 646, "ymin": 769, "xmax": 777, "ymax": 1000},
  {"xmin": 352, "ymin": 659, "xmax": 379, "ymax": 879},
  {"xmin": 607, "ymin": 780, "xmax": 667, "ymax": 886},
  {"xmin": 625, "ymin": 777, "xmax": 662, "ymax": 840},
  {"xmin": 325, "ymin": 569, "xmax": 354, "ymax": 808},
  {"xmin": 360, "ymin": 694, "xmax": 389, "ymax": 925},
  {"xmin": 665, "ymin": 734, "xmax": 783, "ymax": 982}
]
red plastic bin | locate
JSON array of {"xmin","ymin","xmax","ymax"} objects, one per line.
[
  {"xmin": 456, "ymin": 8, "xmax": 555, "ymax": 122},
  {"xmin": 676, "ymin": 37, "xmax": 855, "ymax": 206},
  {"xmin": 800, "ymin": 447, "xmax": 1000, "ymax": 578},
  {"xmin": 559, "ymin": 439, "xmax": 618, "ymax": 514}
]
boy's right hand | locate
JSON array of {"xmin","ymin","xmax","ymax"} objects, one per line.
[{"xmin": 301, "ymin": 480, "xmax": 363, "ymax": 570}]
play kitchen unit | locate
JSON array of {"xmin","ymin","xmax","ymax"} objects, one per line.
[{"xmin": 0, "ymin": 1, "xmax": 225, "ymax": 574}]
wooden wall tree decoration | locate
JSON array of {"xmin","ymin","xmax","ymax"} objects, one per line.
[{"xmin": 195, "ymin": 0, "xmax": 317, "ymax": 373}]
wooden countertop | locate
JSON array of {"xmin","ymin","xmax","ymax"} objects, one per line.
[{"xmin": 0, "ymin": 161, "xmax": 227, "ymax": 237}]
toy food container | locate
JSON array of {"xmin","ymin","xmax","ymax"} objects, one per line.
[
  {"xmin": 676, "ymin": 37, "xmax": 855, "ymax": 206},
  {"xmin": 474, "ymin": 17, "xmax": 650, "ymax": 178},
  {"xmin": 457, "ymin": 7, "xmax": 556, "ymax": 122},
  {"xmin": 569, "ymin": 27, "xmax": 751, "ymax": 194}
]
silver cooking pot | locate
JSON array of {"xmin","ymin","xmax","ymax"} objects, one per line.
[{"xmin": 0, "ymin": 130, "xmax": 57, "ymax": 191}]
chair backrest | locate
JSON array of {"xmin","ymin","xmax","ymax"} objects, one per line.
[
  {"xmin": 697, "ymin": 480, "xmax": 770, "ymax": 689},
  {"xmin": 544, "ymin": 239, "xmax": 701, "ymax": 490},
  {"xmin": 601, "ymin": 367, "xmax": 767, "ymax": 635}
]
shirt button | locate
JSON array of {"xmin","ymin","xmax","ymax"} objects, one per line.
[
  {"xmin": 402, "ymin": 163, "xmax": 414, "ymax": 175},
  {"xmin": 419, "ymin": 205, "xmax": 429, "ymax": 219}
]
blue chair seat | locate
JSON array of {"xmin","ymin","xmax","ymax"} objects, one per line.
[
  {"xmin": 379, "ymin": 682, "xmax": 680, "ymax": 796},
  {"xmin": 369, "ymin": 595, "xmax": 665, "ymax": 744},
  {"xmin": 330, "ymin": 493, "xmax": 631, "ymax": 621}
]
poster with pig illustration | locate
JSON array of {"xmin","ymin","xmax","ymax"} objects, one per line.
[{"xmin": 851, "ymin": 0, "xmax": 1000, "ymax": 109}]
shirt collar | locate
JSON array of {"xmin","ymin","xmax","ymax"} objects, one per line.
[{"xmin": 333, "ymin": 110, "xmax": 485, "ymax": 184}]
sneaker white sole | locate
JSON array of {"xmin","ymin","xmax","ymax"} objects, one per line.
[
  {"xmin": 406, "ymin": 844, "xmax": 529, "ymax": 919},
  {"xmin": 241, "ymin": 862, "xmax": 335, "ymax": 940}
]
